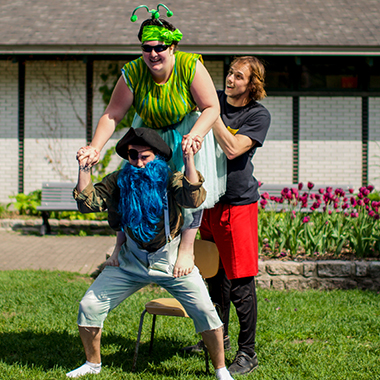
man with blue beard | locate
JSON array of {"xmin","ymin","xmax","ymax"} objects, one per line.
[{"xmin": 67, "ymin": 127, "xmax": 233, "ymax": 380}]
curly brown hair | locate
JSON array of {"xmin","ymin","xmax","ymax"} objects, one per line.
[
  {"xmin": 230, "ymin": 56, "xmax": 267, "ymax": 101},
  {"xmin": 137, "ymin": 18, "xmax": 179, "ymax": 50}
]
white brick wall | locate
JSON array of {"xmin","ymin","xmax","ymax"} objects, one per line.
[
  {"xmin": 2, "ymin": 58, "xmax": 380, "ymax": 205},
  {"xmin": 24, "ymin": 60, "xmax": 86, "ymax": 193},
  {"xmin": 369, "ymin": 97, "xmax": 380, "ymax": 189},
  {"xmin": 0, "ymin": 60, "xmax": 18, "ymax": 203},
  {"xmin": 299, "ymin": 97, "xmax": 362, "ymax": 188},
  {"xmin": 256, "ymin": 97, "xmax": 293, "ymax": 184}
]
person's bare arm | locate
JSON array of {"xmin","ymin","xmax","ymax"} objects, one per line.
[
  {"xmin": 212, "ymin": 116, "xmax": 256, "ymax": 160},
  {"xmin": 76, "ymin": 156, "xmax": 92, "ymax": 193},
  {"xmin": 182, "ymin": 61, "xmax": 220, "ymax": 154},
  {"xmin": 103, "ymin": 230, "xmax": 126, "ymax": 267}
]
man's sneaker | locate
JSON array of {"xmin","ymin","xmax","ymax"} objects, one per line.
[
  {"xmin": 181, "ymin": 336, "xmax": 231, "ymax": 353},
  {"xmin": 228, "ymin": 351, "xmax": 258, "ymax": 375}
]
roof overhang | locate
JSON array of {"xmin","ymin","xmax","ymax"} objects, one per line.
[{"xmin": 2, "ymin": 44, "xmax": 380, "ymax": 56}]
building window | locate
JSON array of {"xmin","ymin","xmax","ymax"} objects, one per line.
[
  {"xmin": 263, "ymin": 57, "xmax": 293, "ymax": 90},
  {"xmin": 298, "ymin": 57, "xmax": 360, "ymax": 90}
]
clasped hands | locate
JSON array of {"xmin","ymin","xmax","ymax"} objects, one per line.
[
  {"xmin": 181, "ymin": 133, "xmax": 203, "ymax": 156},
  {"xmin": 76, "ymin": 146, "xmax": 101, "ymax": 168}
]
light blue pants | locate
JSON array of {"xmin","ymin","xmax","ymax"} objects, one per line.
[{"xmin": 77, "ymin": 235, "xmax": 222, "ymax": 333}]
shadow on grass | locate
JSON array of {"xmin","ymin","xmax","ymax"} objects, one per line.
[{"xmin": 0, "ymin": 330, "xmax": 207, "ymax": 377}]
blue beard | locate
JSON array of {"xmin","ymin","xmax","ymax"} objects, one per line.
[{"xmin": 117, "ymin": 157, "xmax": 171, "ymax": 243}]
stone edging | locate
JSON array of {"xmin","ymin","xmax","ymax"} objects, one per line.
[
  {"xmin": 257, "ymin": 260, "xmax": 380, "ymax": 291},
  {"xmin": 0, "ymin": 218, "xmax": 114, "ymax": 235}
]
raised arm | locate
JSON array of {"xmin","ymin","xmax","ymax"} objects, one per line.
[{"xmin": 78, "ymin": 77, "xmax": 134, "ymax": 166}]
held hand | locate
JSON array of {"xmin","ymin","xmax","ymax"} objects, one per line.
[
  {"xmin": 181, "ymin": 134, "xmax": 203, "ymax": 155},
  {"xmin": 76, "ymin": 146, "xmax": 101, "ymax": 167},
  {"xmin": 192, "ymin": 134, "xmax": 203, "ymax": 154}
]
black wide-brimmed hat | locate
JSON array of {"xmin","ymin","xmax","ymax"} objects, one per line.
[{"xmin": 116, "ymin": 127, "xmax": 172, "ymax": 162}]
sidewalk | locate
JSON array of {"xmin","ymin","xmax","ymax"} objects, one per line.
[{"xmin": 0, "ymin": 230, "xmax": 115, "ymax": 274}]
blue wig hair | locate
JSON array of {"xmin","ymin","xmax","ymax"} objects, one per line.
[{"xmin": 117, "ymin": 156, "xmax": 171, "ymax": 243}]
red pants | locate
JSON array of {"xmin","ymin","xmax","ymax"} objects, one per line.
[{"xmin": 200, "ymin": 202, "xmax": 258, "ymax": 280}]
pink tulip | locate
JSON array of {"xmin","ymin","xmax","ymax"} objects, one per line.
[
  {"xmin": 298, "ymin": 182, "xmax": 303, "ymax": 190},
  {"xmin": 307, "ymin": 182, "xmax": 314, "ymax": 190},
  {"xmin": 318, "ymin": 188, "xmax": 325, "ymax": 194},
  {"xmin": 303, "ymin": 216, "xmax": 310, "ymax": 223},
  {"xmin": 349, "ymin": 188, "xmax": 354, "ymax": 194}
]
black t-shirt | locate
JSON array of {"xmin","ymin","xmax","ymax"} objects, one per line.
[{"xmin": 217, "ymin": 90, "xmax": 271, "ymax": 205}]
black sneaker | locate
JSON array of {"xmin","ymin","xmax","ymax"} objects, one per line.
[
  {"xmin": 181, "ymin": 336, "xmax": 231, "ymax": 353},
  {"xmin": 228, "ymin": 351, "xmax": 258, "ymax": 375}
]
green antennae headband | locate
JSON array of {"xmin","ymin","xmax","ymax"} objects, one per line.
[
  {"xmin": 130, "ymin": 3, "xmax": 173, "ymax": 23},
  {"xmin": 130, "ymin": 4, "xmax": 182, "ymax": 44}
]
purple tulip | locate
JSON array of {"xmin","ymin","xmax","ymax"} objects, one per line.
[
  {"xmin": 362, "ymin": 188, "xmax": 370, "ymax": 196},
  {"xmin": 350, "ymin": 212, "xmax": 358, "ymax": 218},
  {"xmin": 375, "ymin": 214, "xmax": 380, "ymax": 220},
  {"xmin": 281, "ymin": 187, "xmax": 289, "ymax": 197},
  {"xmin": 298, "ymin": 182, "xmax": 303, "ymax": 190},
  {"xmin": 349, "ymin": 188, "xmax": 354, "ymax": 194},
  {"xmin": 342, "ymin": 203, "xmax": 349, "ymax": 209},
  {"xmin": 367, "ymin": 185, "xmax": 374, "ymax": 192},
  {"xmin": 357, "ymin": 199, "xmax": 364, "ymax": 207},
  {"xmin": 303, "ymin": 216, "xmax": 310, "ymax": 223},
  {"xmin": 261, "ymin": 192, "xmax": 270, "ymax": 200},
  {"xmin": 368, "ymin": 210, "xmax": 376, "ymax": 217},
  {"xmin": 307, "ymin": 182, "xmax": 314, "ymax": 190},
  {"xmin": 260, "ymin": 199, "xmax": 267, "ymax": 208},
  {"xmin": 328, "ymin": 210, "xmax": 332, "ymax": 215},
  {"xmin": 319, "ymin": 188, "xmax": 325, "ymax": 194},
  {"xmin": 326, "ymin": 186, "xmax": 333, "ymax": 193},
  {"xmin": 364, "ymin": 197, "xmax": 370, "ymax": 204},
  {"xmin": 350, "ymin": 197, "xmax": 357, "ymax": 206}
]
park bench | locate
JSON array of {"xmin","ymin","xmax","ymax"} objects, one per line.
[
  {"xmin": 37, "ymin": 182, "xmax": 78, "ymax": 235},
  {"xmin": 259, "ymin": 183, "xmax": 353, "ymax": 212}
]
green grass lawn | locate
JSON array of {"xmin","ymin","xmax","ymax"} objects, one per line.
[{"xmin": 0, "ymin": 270, "xmax": 379, "ymax": 379}]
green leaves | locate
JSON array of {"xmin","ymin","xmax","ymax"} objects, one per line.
[{"xmin": 259, "ymin": 207, "xmax": 380, "ymax": 258}]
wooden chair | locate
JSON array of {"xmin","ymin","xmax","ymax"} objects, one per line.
[{"xmin": 131, "ymin": 239, "xmax": 220, "ymax": 373}]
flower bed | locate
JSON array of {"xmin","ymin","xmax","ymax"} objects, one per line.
[{"xmin": 258, "ymin": 183, "xmax": 380, "ymax": 260}]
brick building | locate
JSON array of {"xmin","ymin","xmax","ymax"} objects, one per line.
[{"xmin": 1, "ymin": 0, "xmax": 380, "ymax": 203}]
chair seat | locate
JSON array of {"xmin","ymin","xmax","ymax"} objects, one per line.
[{"xmin": 145, "ymin": 298, "xmax": 189, "ymax": 318}]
